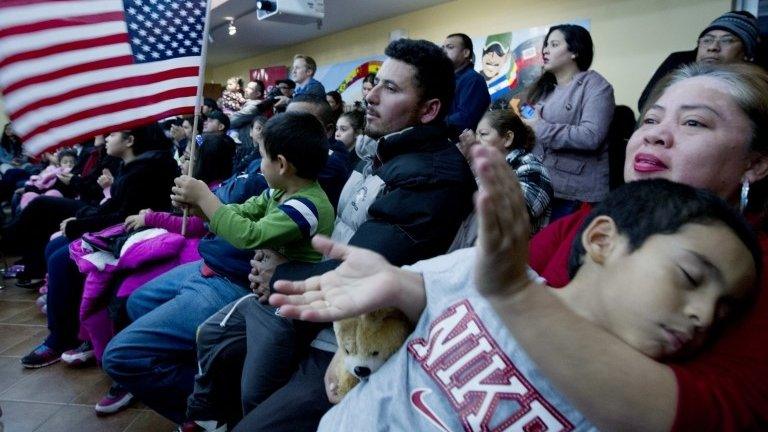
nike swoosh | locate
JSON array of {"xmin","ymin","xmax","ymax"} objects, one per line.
[{"xmin": 411, "ymin": 388, "xmax": 451, "ymax": 432}]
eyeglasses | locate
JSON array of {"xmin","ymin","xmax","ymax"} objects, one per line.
[{"xmin": 698, "ymin": 35, "xmax": 740, "ymax": 47}]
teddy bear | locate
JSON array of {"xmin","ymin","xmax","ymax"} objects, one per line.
[{"xmin": 332, "ymin": 307, "xmax": 413, "ymax": 398}]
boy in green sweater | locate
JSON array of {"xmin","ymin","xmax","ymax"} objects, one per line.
[
  {"xmin": 171, "ymin": 111, "xmax": 337, "ymax": 430},
  {"xmin": 171, "ymin": 111, "xmax": 335, "ymax": 262}
]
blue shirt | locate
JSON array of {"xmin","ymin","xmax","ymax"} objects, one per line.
[
  {"xmin": 445, "ymin": 64, "xmax": 491, "ymax": 136},
  {"xmin": 294, "ymin": 77, "xmax": 326, "ymax": 99}
]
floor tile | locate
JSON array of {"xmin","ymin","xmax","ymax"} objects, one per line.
[
  {"xmin": 0, "ymin": 286, "xmax": 38, "ymax": 302},
  {"xmin": 0, "ymin": 400, "xmax": 62, "ymax": 432},
  {"xmin": 0, "ymin": 325, "xmax": 46, "ymax": 357},
  {"xmin": 0, "ymin": 361, "xmax": 103, "ymax": 404},
  {"xmin": 0, "ymin": 326, "xmax": 49, "ymax": 357},
  {"xmin": 123, "ymin": 410, "xmax": 177, "ymax": 432},
  {"xmin": 0, "ymin": 356, "xmax": 35, "ymax": 395},
  {"xmin": 0, "ymin": 301, "xmax": 37, "ymax": 323},
  {"xmin": 34, "ymin": 404, "xmax": 141, "ymax": 432}
]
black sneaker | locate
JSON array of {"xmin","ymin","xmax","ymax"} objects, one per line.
[
  {"xmin": 21, "ymin": 344, "xmax": 61, "ymax": 368},
  {"xmin": 15, "ymin": 270, "xmax": 44, "ymax": 289}
]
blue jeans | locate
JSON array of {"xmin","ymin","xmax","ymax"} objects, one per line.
[{"xmin": 102, "ymin": 260, "xmax": 250, "ymax": 423}]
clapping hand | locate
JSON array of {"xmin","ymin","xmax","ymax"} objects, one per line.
[{"xmin": 472, "ymin": 145, "xmax": 532, "ymax": 297}]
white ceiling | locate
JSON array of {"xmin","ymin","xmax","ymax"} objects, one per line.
[{"xmin": 207, "ymin": 0, "xmax": 453, "ymax": 66}]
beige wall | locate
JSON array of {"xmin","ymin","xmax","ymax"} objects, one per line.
[
  {"xmin": 0, "ymin": 0, "xmax": 731, "ymax": 131},
  {"xmin": 207, "ymin": 0, "xmax": 730, "ymax": 112}
]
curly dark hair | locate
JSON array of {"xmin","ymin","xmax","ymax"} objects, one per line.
[{"xmin": 384, "ymin": 38, "xmax": 455, "ymax": 121}]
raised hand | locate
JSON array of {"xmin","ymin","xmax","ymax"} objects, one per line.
[
  {"xmin": 472, "ymin": 145, "xmax": 531, "ymax": 297},
  {"xmin": 269, "ymin": 235, "xmax": 414, "ymax": 322},
  {"xmin": 97, "ymin": 168, "xmax": 113, "ymax": 188},
  {"xmin": 457, "ymin": 128, "xmax": 477, "ymax": 161}
]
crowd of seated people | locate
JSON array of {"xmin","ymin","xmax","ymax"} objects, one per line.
[{"xmin": 1, "ymin": 10, "xmax": 767, "ymax": 432}]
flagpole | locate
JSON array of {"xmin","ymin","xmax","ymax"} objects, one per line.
[{"xmin": 182, "ymin": 0, "xmax": 213, "ymax": 236}]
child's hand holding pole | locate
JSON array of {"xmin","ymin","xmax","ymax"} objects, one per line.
[{"xmin": 171, "ymin": 175, "xmax": 222, "ymax": 220}]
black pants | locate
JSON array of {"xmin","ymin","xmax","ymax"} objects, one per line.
[
  {"xmin": 232, "ymin": 348, "xmax": 333, "ymax": 432},
  {"xmin": 3, "ymin": 196, "xmax": 89, "ymax": 276},
  {"xmin": 188, "ymin": 294, "xmax": 327, "ymax": 429}
]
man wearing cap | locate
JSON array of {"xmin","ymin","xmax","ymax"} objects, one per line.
[
  {"xmin": 637, "ymin": 10, "xmax": 760, "ymax": 111},
  {"xmin": 202, "ymin": 110, "xmax": 230, "ymax": 135},
  {"xmin": 442, "ymin": 33, "xmax": 490, "ymax": 139}
]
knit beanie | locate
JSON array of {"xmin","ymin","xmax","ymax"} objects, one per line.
[{"xmin": 700, "ymin": 12, "xmax": 759, "ymax": 59}]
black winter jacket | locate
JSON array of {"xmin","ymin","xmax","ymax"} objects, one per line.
[
  {"xmin": 65, "ymin": 150, "xmax": 179, "ymax": 238},
  {"xmin": 274, "ymin": 123, "xmax": 476, "ymax": 283}
]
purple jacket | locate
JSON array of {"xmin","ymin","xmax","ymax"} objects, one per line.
[{"xmin": 70, "ymin": 214, "xmax": 206, "ymax": 361}]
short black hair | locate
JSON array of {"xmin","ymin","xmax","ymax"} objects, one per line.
[
  {"xmin": 57, "ymin": 148, "xmax": 78, "ymax": 162},
  {"xmin": 384, "ymin": 38, "xmax": 455, "ymax": 121},
  {"xmin": 262, "ymin": 112, "xmax": 328, "ymax": 180},
  {"xmin": 160, "ymin": 117, "xmax": 183, "ymax": 131},
  {"xmin": 447, "ymin": 32, "xmax": 474, "ymax": 63},
  {"xmin": 125, "ymin": 122, "xmax": 173, "ymax": 155},
  {"xmin": 568, "ymin": 179, "xmax": 762, "ymax": 284},
  {"xmin": 203, "ymin": 98, "xmax": 220, "ymax": 112},
  {"xmin": 276, "ymin": 79, "xmax": 296, "ymax": 89},
  {"xmin": 362, "ymin": 73, "xmax": 376, "ymax": 86},
  {"xmin": 193, "ymin": 133, "xmax": 235, "ymax": 184},
  {"xmin": 289, "ymin": 93, "xmax": 335, "ymax": 128}
]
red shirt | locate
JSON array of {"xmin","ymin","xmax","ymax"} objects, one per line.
[{"xmin": 529, "ymin": 205, "xmax": 768, "ymax": 431}]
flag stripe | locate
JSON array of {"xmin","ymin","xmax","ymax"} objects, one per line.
[
  {"xmin": 1, "ymin": 43, "xmax": 131, "ymax": 89},
  {"xmin": 4, "ymin": 56, "xmax": 201, "ymax": 112},
  {"xmin": 0, "ymin": 21, "xmax": 126, "ymax": 62},
  {"xmin": 0, "ymin": 1, "xmax": 121, "ymax": 28},
  {"xmin": 23, "ymin": 97, "xmax": 197, "ymax": 154},
  {"xmin": 13, "ymin": 76, "xmax": 198, "ymax": 135},
  {"xmin": 8, "ymin": 67, "xmax": 199, "ymax": 120},
  {"xmin": 2, "ymin": 53, "xmax": 133, "ymax": 96},
  {"xmin": 20, "ymin": 87, "xmax": 198, "ymax": 141},
  {"xmin": 24, "ymin": 105, "xmax": 195, "ymax": 156},
  {"xmin": 0, "ymin": 0, "xmax": 88, "ymax": 8},
  {"xmin": 0, "ymin": 11, "xmax": 125, "ymax": 39},
  {"xmin": 0, "ymin": 33, "xmax": 129, "ymax": 70}
]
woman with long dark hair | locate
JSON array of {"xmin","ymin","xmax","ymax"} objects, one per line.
[{"xmin": 524, "ymin": 24, "xmax": 615, "ymax": 221}]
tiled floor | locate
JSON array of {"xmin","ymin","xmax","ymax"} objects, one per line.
[{"xmin": 0, "ymin": 279, "xmax": 175, "ymax": 432}]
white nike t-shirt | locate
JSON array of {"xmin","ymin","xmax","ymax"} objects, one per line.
[{"xmin": 318, "ymin": 247, "xmax": 597, "ymax": 432}]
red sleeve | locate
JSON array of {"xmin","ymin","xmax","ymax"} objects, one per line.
[
  {"xmin": 671, "ymin": 233, "xmax": 768, "ymax": 431},
  {"xmin": 529, "ymin": 204, "xmax": 592, "ymax": 288}
]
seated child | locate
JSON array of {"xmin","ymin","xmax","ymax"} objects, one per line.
[
  {"xmin": 170, "ymin": 111, "xmax": 336, "ymax": 429},
  {"xmin": 270, "ymin": 150, "xmax": 760, "ymax": 431},
  {"xmin": 19, "ymin": 148, "xmax": 77, "ymax": 209}
]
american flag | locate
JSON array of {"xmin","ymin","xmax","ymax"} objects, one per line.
[{"xmin": 0, "ymin": 0, "xmax": 209, "ymax": 155}]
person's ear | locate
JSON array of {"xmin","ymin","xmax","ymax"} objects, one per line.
[
  {"xmin": 124, "ymin": 134, "xmax": 135, "ymax": 148},
  {"xmin": 463, "ymin": 48, "xmax": 471, "ymax": 62},
  {"xmin": 276, "ymin": 154, "xmax": 291, "ymax": 175},
  {"xmin": 503, "ymin": 131, "xmax": 515, "ymax": 149},
  {"xmin": 744, "ymin": 152, "xmax": 768, "ymax": 184},
  {"xmin": 580, "ymin": 215, "xmax": 620, "ymax": 266},
  {"xmin": 418, "ymin": 98, "xmax": 441, "ymax": 124}
]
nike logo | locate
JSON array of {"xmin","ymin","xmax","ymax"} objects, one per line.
[{"xmin": 411, "ymin": 388, "xmax": 451, "ymax": 432}]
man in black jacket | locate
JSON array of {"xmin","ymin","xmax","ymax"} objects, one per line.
[{"xmin": 192, "ymin": 38, "xmax": 477, "ymax": 432}]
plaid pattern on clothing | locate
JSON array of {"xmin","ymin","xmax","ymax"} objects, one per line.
[{"xmin": 506, "ymin": 148, "xmax": 553, "ymax": 234}]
